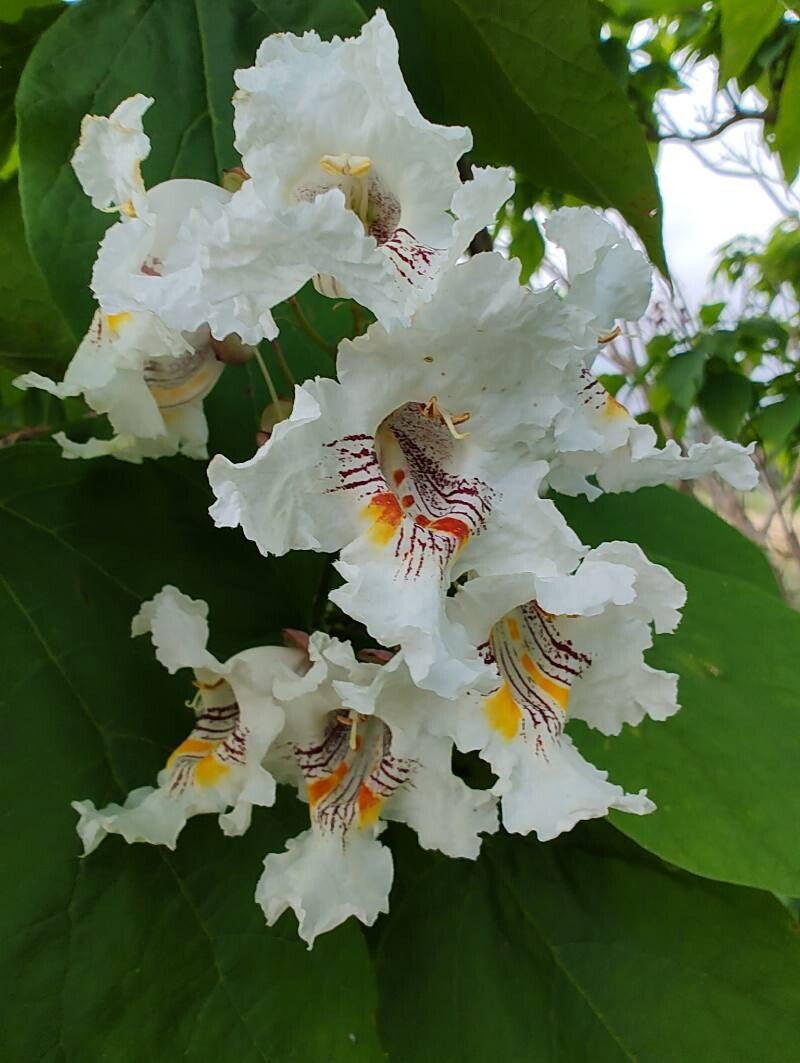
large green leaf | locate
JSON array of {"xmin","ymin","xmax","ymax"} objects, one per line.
[
  {"xmin": 774, "ymin": 39, "xmax": 800, "ymax": 185},
  {"xmin": 0, "ymin": 442, "xmax": 380, "ymax": 1061},
  {"xmin": 0, "ymin": 177, "xmax": 73, "ymax": 375},
  {"xmin": 377, "ymin": 0, "xmax": 665, "ymax": 271},
  {"xmin": 17, "ymin": 0, "xmax": 366, "ymax": 336},
  {"xmin": 0, "ymin": 3, "xmax": 62, "ymax": 168},
  {"xmin": 719, "ymin": 0, "xmax": 784, "ymax": 82},
  {"xmin": 557, "ymin": 485, "xmax": 779, "ymax": 597},
  {"xmin": 560, "ymin": 488, "xmax": 800, "ymax": 896},
  {"xmin": 376, "ymin": 823, "xmax": 800, "ymax": 1062}
]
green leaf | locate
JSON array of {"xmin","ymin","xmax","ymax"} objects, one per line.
[
  {"xmin": 0, "ymin": 0, "xmax": 57, "ymax": 22},
  {"xmin": 0, "ymin": 443, "xmax": 380, "ymax": 1060},
  {"xmin": 508, "ymin": 216, "xmax": 545, "ymax": 284},
  {"xmin": 379, "ymin": 0, "xmax": 665, "ymax": 271},
  {"xmin": 557, "ymin": 485, "xmax": 778, "ymax": 596},
  {"xmin": 697, "ymin": 369, "xmax": 754, "ymax": 437},
  {"xmin": 719, "ymin": 0, "xmax": 784, "ymax": 82},
  {"xmin": 17, "ymin": 0, "xmax": 367, "ymax": 336},
  {"xmin": 558, "ymin": 488, "xmax": 800, "ymax": 897},
  {"xmin": 752, "ymin": 390, "xmax": 800, "ymax": 453},
  {"xmin": 655, "ymin": 345, "xmax": 707, "ymax": 408},
  {"xmin": 0, "ymin": 177, "xmax": 74, "ymax": 374},
  {"xmin": 775, "ymin": 39, "xmax": 800, "ymax": 184},
  {"xmin": 605, "ymin": 0, "xmax": 701, "ymax": 15},
  {"xmin": 376, "ymin": 823, "xmax": 800, "ymax": 1062},
  {"xmin": 698, "ymin": 300, "xmax": 726, "ymax": 327},
  {"xmin": 0, "ymin": 3, "xmax": 62, "ymax": 168}
]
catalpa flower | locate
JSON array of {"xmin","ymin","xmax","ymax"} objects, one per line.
[
  {"xmin": 258, "ymin": 633, "xmax": 497, "ymax": 946},
  {"xmin": 539, "ymin": 208, "xmax": 757, "ymax": 497},
  {"xmin": 429, "ymin": 541, "xmax": 686, "ymax": 840},
  {"xmin": 74, "ymin": 94, "xmax": 234, "ymax": 344},
  {"xmin": 15, "ymin": 310, "xmax": 224, "ymax": 462},
  {"xmin": 138, "ymin": 11, "xmax": 512, "ymax": 343},
  {"xmin": 73, "ymin": 586, "xmax": 302, "ymax": 850},
  {"xmin": 209, "ymin": 252, "xmax": 585, "ymax": 696}
]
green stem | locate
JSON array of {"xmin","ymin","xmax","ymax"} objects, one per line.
[
  {"xmin": 253, "ymin": 346, "xmax": 280, "ymax": 407},
  {"xmin": 271, "ymin": 338, "xmax": 296, "ymax": 390},
  {"xmin": 289, "ymin": 295, "xmax": 336, "ymax": 358}
]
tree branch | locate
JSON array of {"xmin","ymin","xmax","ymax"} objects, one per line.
[{"xmin": 659, "ymin": 109, "xmax": 768, "ymax": 144}]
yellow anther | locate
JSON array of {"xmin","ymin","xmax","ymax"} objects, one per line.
[
  {"xmin": 320, "ymin": 153, "xmax": 372, "ymax": 177},
  {"xmin": 421, "ymin": 395, "xmax": 471, "ymax": 439},
  {"xmin": 335, "ymin": 710, "xmax": 367, "ymax": 750},
  {"xmin": 192, "ymin": 676, "xmax": 225, "ymax": 691},
  {"xmin": 598, "ymin": 324, "xmax": 621, "ymax": 344}
]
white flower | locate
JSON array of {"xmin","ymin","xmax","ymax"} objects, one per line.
[
  {"xmin": 257, "ymin": 632, "xmax": 497, "ymax": 947},
  {"xmin": 72, "ymin": 586, "xmax": 302, "ymax": 851},
  {"xmin": 426, "ymin": 541, "xmax": 686, "ymax": 840},
  {"xmin": 70, "ymin": 95, "xmax": 235, "ymax": 346},
  {"xmin": 536, "ymin": 208, "xmax": 758, "ymax": 497},
  {"xmin": 134, "ymin": 11, "xmax": 512, "ymax": 343},
  {"xmin": 15, "ymin": 310, "xmax": 224, "ymax": 462},
  {"xmin": 208, "ymin": 252, "xmax": 585, "ymax": 696}
]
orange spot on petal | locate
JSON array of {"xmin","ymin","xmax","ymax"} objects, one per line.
[
  {"xmin": 428, "ymin": 515, "xmax": 470, "ymax": 547},
  {"xmin": 307, "ymin": 761, "xmax": 349, "ymax": 806},
  {"xmin": 357, "ymin": 783, "xmax": 383, "ymax": 827},
  {"xmin": 362, "ymin": 491, "xmax": 403, "ymax": 547}
]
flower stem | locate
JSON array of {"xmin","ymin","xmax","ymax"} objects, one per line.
[
  {"xmin": 253, "ymin": 346, "xmax": 280, "ymax": 407},
  {"xmin": 289, "ymin": 295, "xmax": 336, "ymax": 358},
  {"xmin": 271, "ymin": 338, "xmax": 296, "ymax": 390}
]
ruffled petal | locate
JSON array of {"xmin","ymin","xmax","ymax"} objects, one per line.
[
  {"xmin": 382, "ymin": 735, "xmax": 498, "ymax": 858},
  {"xmin": 256, "ymin": 828, "xmax": 393, "ymax": 947},
  {"xmin": 71, "ymin": 93, "xmax": 152, "ymax": 215},
  {"xmin": 491, "ymin": 731, "xmax": 654, "ymax": 840}
]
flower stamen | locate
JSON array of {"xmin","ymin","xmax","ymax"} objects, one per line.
[{"xmin": 420, "ymin": 395, "xmax": 471, "ymax": 439}]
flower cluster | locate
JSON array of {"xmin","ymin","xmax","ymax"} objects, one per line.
[{"xmin": 35, "ymin": 12, "xmax": 757, "ymax": 946}]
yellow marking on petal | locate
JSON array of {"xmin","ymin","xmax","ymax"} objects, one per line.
[
  {"xmin": 105, "ymin": 312, "xmax": 133, "ymax": 335},
  {"xmin": 362, "ymin": 491, "xmax": 403, "ymax": 547},
  {"xmin": 148, "ymin": 358, "xmax": 222, "ymax": 410},
  {"xmin": 484, "ymin": 682, "xmax": 522, "ymax": 740},
  {"xmin": 357, "ymin": 783, "xmax": 383, "ymax": 828},
  {"xmin": 319, "ymin": 153, "xmax": 372, "ymax": 177},
  {"xmin": 194, "ymin": 755, "xmax": 230, "ymax": 787},
  {"xmin": 506, "ymin": 616, "xmax": 520, "ymax": 641},
  {"xmin": 520, "ymin": 652, "xmax": 570, "ymax": 711},
  {"xmin": 167, "ymin": 737, "xmax": 214, "ymax": 768},
  {"xmin": 120, "ymin": 199, "xmax": 137, "ymax": 218},
  {"xmin": 603, "ymin": 391, "xmax": 630, "ymax": 420}
]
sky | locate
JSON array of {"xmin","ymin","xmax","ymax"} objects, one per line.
[{"xmin": 656, "ymin": 58, "xmax": 796, "ymax": 310}]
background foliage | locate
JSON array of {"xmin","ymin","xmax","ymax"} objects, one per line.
[{"xmin": 1, "ymin": 0, "xmax": 799, "ymax": 1059}]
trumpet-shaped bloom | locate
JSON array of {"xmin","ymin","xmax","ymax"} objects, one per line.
[
  {"xmin": 258, "ymin": 633, "xmax": 497, "ymax": 946},
  {"xmin": 72, "ymin": 586, "xmax": 302, "ymax": 851},
  {"xmin": 536, "ymin": 209, "xmax": 758, "ymax": 497},
  {"xmin": 209, "ymin": 252, "xmax": 586, "ymax": 696},
  {"xmin": 71, "ymin": 95, "xmax": 235, "ymax": 347},
  {"xmin": 15, "ymin": 311, "xmax": 224, "ymax": 462},
  {"xmin": 130, "ymin": 12, "xmax": 512, "ymax": 342},
  {"xmin": 425, "ymin": 542, "xmax": 686, "ymax": 840}
]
